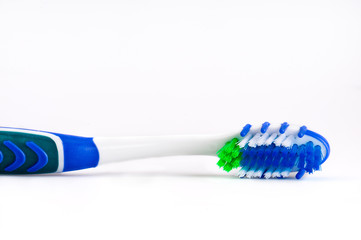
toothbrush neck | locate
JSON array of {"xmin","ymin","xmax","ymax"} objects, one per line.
[{"xmin": 93, "ymin": 134, "xmax": 235, "ymax": 165}]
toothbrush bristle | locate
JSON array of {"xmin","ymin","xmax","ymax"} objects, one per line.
[{"xmin": 216, "ymin": 122, "xmax": 329, "ymax": 179}]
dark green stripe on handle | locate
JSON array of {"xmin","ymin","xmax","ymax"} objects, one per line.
[{"xmin": 0, "ymin": 131, "xmax": 59, "ymax": 174}]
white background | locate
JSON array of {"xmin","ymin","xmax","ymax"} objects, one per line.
[{"xmin": 0, "ymin": 0, "xmax": 360, "ymax": 239}]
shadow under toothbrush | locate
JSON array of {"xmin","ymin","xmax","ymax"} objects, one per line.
[{"xmin": 0, "ymin": 170, "xmax": 332, "ymax": 181}]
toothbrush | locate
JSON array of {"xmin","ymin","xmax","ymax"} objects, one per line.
[{"xmin": 0, "ymin": 122, "xmax": 330, "ymax": 179}]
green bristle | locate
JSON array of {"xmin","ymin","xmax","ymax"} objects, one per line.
[
  {"xmin": 231, "ymin": 147, "xmax": 240, "ymax": 158},
  {"xmin": 223, "ymin": 163, "xmax": 233, "ymax": 172},
  {"xmin": 216, "ymin": 138, "xmax": 243, "ymax": 172},
  {"xmin": 223, "ymin": 154, "xmax": 232, "ymax": 163},
  {"xmin": 217, "ymin": 159, "xmax": 226, "ymax": 167},
  {"xmin": 232, "ymin": 157, "xmax": 241, "ymax": 168},
  {"xmin": 217, "ymin": 150, "xmax": 226, "ymax": 159},
  {"xmin": 224, "ymin": 139, "xmax": 237, "ymax": 153},
  {"xmin": 224, "ymin": 144, "xmax": 233, "ymax": 153}
]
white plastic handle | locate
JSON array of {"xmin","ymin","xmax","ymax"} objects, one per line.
[{"xmin": 93, "ymin": 133, "xmax": 239, "ymax": 165}]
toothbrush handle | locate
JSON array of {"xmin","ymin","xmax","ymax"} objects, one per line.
[
  {"xmin": 0, "ymin": 127, "xmax": 98, "ymax": 174},
  {"xmin": 0, "ymin": 127, "xmax": 237, "ymax": 174},
  {"xmin": 93, "ymin": 135, "xmax": 230, "ymax": 165}
]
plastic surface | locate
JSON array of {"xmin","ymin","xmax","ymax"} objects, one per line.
[
  {"xmin": 26, "ymin": 141, "xmax": 49, "ymax": 173},
  {"xmin": 3, "ymin": 141, "xmax": 26, "ymax": 172},
  {"xmin": 93, "ymin": 133, "xmax": 240, "ymax": 165},
  {"xmin": 0, "ymin": 129, "xmax": 60, "ymax": 173},
  {"xmin": 52, "ymin": 133, "xmax": 99, "ymax": 172},
  {"xmin": 0, "ymin": 128, "xmax": 99, "ymax": 174}
]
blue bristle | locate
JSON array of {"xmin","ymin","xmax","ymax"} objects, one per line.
[
  {"xmin": 305, "ymin": 142, "xmax": 314, "ymax": 173},
  {"xmin": 247, "ymin": 148, "xmax": 258, "ymax": 169},
  {"xmin": 279, "ymin": 122, "xmax": 289, "ymax": 134},
  {"xmin": 239, "ymin": 154, "xmax": 252, "ymax": 174},
  {"xmin": 264, "ymin": 145, "xmax": 274, "ymax": 167},
  {"xmin": 265, "ymin": 165, "xmax": 277, "ymax": 176},
  {"xmin": 240, "ymin": 124, "xmax": 252, "ymax": 137},
  {"xmin": 250, "ymin": 146, "xmax": 266, "ymax": 172},
  {"xmin": 255, "ymin": 146, "xmax": 266, "ymax": 167},
  {"xmin": 239, "ymin": 140, "xmax": 323, "ymax": 179},
  {"xmin": 240, "ymin": 147, "xmax": 248, "ymax": 161},
  {"xmin": 298, "ymin": 126, "xmax": 308, "ymax": 138},
  {"xmin": 240, "ymin": 149, "xmax": 251, "ymax": 168},
  {"xmin": 261, "ymin": 122, "xmax": 270, "ymax": 133},
  {"xmin": 313, "ymin": 146, "xmax": 322, "ymax": 171},
  {"xmin": 297, "ymin": 145, "xmax": 306, "ymax": 170},
  {"xmin": 263, "ymin": 147, "xmax": 281, "ymax": 175},
  {"xmin": 283, "ymin": 145, "xmax": 297, "ymax": 173},
  {"xmin": 270, "ymin": 146, "xmax": 280, "ymax": 166},
  {"xmin": 280, "ymin": 147, "xmax": 289, "ymax": 169},
  {"xmin": 272, "ymin": 147, "xmax": 282, "ymax": 168},
  {"xmin": 296, "ymin": 169, "xmax": 306, "ymax": 179},
  {"xmin": 255, "ymin": 147, "xmax": 272, "ymax": 175}
]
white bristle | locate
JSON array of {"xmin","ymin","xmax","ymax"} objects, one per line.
[
  {"xmin": 281, "ymin": 170, "xmax": 290, "ymax": 178},
  {"xmin": 274, "ymin": 134, "xmax": 287, "ymax": 146},
  {"xmin": 264, "ymin": 172, "xmax": 272, "ymax": 179},
  {"xmin": 246, "ymin": 170, "xmax": 255, "ymax": 178},
  {"xmin": 238, "ymin": 169, "xmax": 247, "ymax": 178},
  {"xmin": 271, "ymin": 171, "xmax": 281, "ymax": 178},
  {"xmin": 248, "ymin": 133, "xmax": 262, "ymax": 147},
  {"xmin": 284, "ymin": 125, "xmax": 300, "ymax": 136},
  {"xmin": 281, "ymin": 135, "xmax": 295, "ymax": 147},
  {"xmin": 265, "ymin": 133, "xmax": 278, "ymax": 145},
  {"xmin": 256, "ymin": 133, "xmax": 270, "ymax": 146},
  {"xmin": 254, "ymin": 170, "xmax": 263, "ymax": 178},
  {"xmin": 238, "ymin": 133, "xmax": 252, "ymax": 148}
]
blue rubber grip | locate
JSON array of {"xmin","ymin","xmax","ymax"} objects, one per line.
[
  {"xmin": 3, "ymin": 141, "xmax": 26, "ymax": 172},
  {"xmin": 52, "ymin": 133, "xmax": 100, "ymax": 172},
  {"xmin": 26, "ymin": 141, "xmax": 49, "ymax": 172}
]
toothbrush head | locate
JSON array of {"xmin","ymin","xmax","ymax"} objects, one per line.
[{"xmin": 217, "ymin": 122, "xmax": 330, "ymax": 179}]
